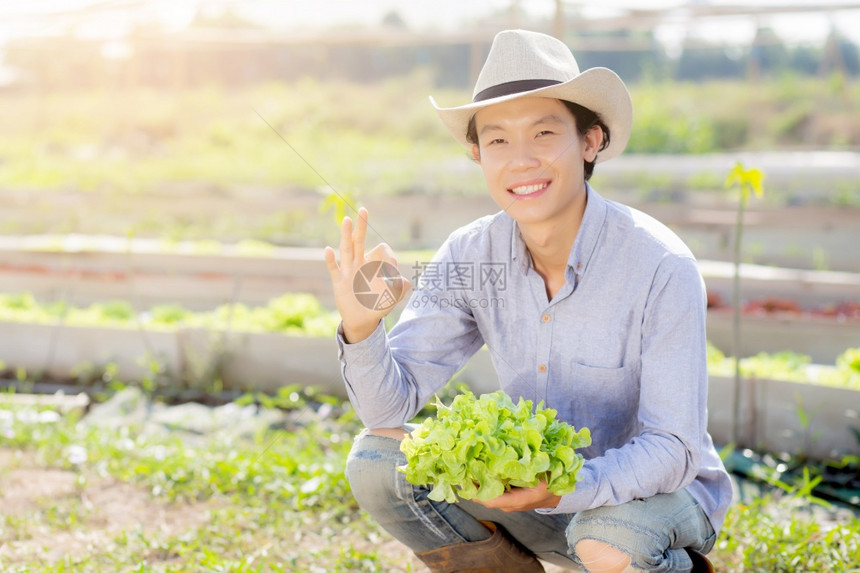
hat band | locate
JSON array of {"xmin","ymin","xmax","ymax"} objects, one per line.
[{"xmin": 473, "ymin": 79, "xmax": 562, "ymax": 102}]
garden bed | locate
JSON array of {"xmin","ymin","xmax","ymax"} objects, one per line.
[
  {"xmin": 1, "ymin": 315, "xmax": 856, "ymax": 460},
  {"xmin": 0, "ymin": 282, "xmax": 857, "ymax": 460},
  {"xmin": 707, "ymin": 374, "xmax": 860, "ymax": 459},
  {"xmin": 700, "ymin": 259, "xmax": 860, "ymax": 312},
  {"xmin": 706, "ymin": 310, "xmax": 860, "ymax": 364},
  {"xmin": 0, "ymin": 324, "xmax": 342, "ymax": 396},
  {"xmin": 2, "ymin": 242, "xmax": 859, "ymax": 361},
  {"xmin": 459, "ymin": 347, "xmax": 860, "ymax": 460},
  {"xmin": 0, "ymin": 237, "xmax": 329, "ymax": 310}
]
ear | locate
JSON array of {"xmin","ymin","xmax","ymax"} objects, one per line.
[
  {"xmin": 471, "ymin": 144, "xmax": 481, "ymax": 163},
  {"xmin": 583, "ymin": 126, "xmax": 603, "ymax": 163}
]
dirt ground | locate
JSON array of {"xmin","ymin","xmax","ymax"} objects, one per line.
[
  {"xmin": 0, "ymin": 446, "xmax": 575, "ymax": 571},
  {"xmin": 0, "ymin": 448, "xmax": 214, "ymax": 567}
]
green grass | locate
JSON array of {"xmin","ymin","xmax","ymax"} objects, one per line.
[
  {"xmin": 0, "ymin": 76, "xmax": 857, "ymax": 245},
  {"xmin": 717, "ymin": 463, "xmax": 860, "ymax": 572},
  {"xmin": 0, "ymin": 74, "xmax": 857, "ymax": 202},
  {"xmin": 1, "ymin": 388, "xmax": 858, "ymax": 572},
  {"xmin": 0, "ymin": 76, "xmax": 468, "ymax": 198},
  {"xmin": 0, "ymin": 390, "xmax": 398, "ymax": 572},
  {"xmin": 0, "ymin": 292, "xmax": 340, "ymax": 337},
  {"xmin": 707, "ymin": 342, "xmax": 860, "ymax": 390}
]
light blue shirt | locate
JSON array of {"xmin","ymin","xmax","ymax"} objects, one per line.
[{"xmin": 337, "ymin": 186, "xmax": 734, "ymax": 533}]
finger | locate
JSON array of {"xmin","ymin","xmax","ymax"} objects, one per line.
[
  {"xmin": 323, "ymin": 246, "xmax": 340, "ymax": 281},
  {"xmin": 352, "ymin": 207, "xmax": 369, "ymax": 264},
  {"xmin": 339, "ymin": 216, "xmax": 354, "ymax": 268},
  {"xmin": 361, "ymin": 243, "xmax": 412, "ymax": 305},
  {"xmin": 366, "ymin": 242, "xmax": 396, "ymax": 264},
  {"xmin": 476, "ymin": 498, "xmax": 504, "ymax": 511},
  {"xmin": 366, "ymin": 243, "xmax": 409, "ymax": 291},
  {"xmin": 394, "ymin": 275, "xmax": 412, "ymax": 304}
]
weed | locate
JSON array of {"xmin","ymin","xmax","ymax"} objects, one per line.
[
  {"xmin": 716, "ymin": 472, "xmax": 860, "ymax": 571},
  {"xmin": 2, "ymin": 386, "xmax": 859, "ymax": 571}
]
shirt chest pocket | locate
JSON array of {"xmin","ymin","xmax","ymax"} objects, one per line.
[
  {"xmin": 556, "ymin": 303, "xmax": 642, "ymax": 370},
  {"xmin": 566, "ymin": 361, "xmax": 637, "ymax": 408},
  {"xmin": 549, "ymin": 361, "xmax": 639, "ymax": 450}
]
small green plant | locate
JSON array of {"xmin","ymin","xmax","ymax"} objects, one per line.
[
  {"xmin": 706, "ymin": 345, "xmax": 860, "ymax": 391},
  {"xmin": 138, "ymin": 353, "xmax": 178, "ymax": 397},
  {"xmin": 234, "ymin": 384, "xmax": 343, "ymax": 412},
  {"xmin": 319, "ymin": 189, "xmax": 359, "ymax": 227},
  {"xmin": 70, "ymin": 360, "xmax": 121, "ymax": 387},
  {"xmin": 820, "ymin": 347, "xmax": 860, "ymax": 390},
  {"xmin": 0, "ymin": 388, "xmax": 385, "ymax": 571},
  {"xmin": 0, "ymin": 292, "xmax": 340, "ymax": 335},
  {"xmin": 2, "ymin": 389, "xmax": 859, "ymax": 571},
  {"xmin": 725, "ymin": 162, "xmax": 764, "ymax": 446},
  {"xmin": 716, "ymin": 472, "xmax": 860, "ymax": 571},
  {"xmin": 147, "ymin": 304, "xmax": 194, "ymax": 327},
  {"xmin": 739, "ymin": 351, "xmax": 811, "ymax": 382}
]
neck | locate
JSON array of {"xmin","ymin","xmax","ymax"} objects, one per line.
[{"xmin": 519, "ymin": 189, "xmax": 587, "ymax": 276}]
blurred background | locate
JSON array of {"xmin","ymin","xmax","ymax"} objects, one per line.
[
  {"xmin": 2, "ymin": 7, "xmax": 859, "ymax": 570},
  {"xmin": 0, "ymin": 0, "xmax": 858, "ymax": 248},
  {"xmin": 0, "ymin": 0, "xmax": 858, "ymax": 396}
]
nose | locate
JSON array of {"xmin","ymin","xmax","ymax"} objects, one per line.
[{"xmin": 508, "ymin": 140, "xmax": 541, "ymax": 171}]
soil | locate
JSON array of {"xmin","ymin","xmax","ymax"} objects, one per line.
[
  {"xmin": 0, "ymin": 445, "xmax": 574, "ymax": 571},
  {"xmin": 0, "ymin": 448, "xmax": 214, "ymax": 567}
]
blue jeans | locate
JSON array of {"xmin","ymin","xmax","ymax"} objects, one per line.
[{"xmin": 346, "ymin": 430, "xmax": 716, "ymax": 572}]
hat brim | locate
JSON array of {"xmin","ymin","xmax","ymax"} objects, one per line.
[{"xmin": 430, "ymin": 67, "xmax": 632, "ymax": 163}]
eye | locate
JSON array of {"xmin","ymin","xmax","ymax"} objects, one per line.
[
  {"xmin": 536, "ymin": 130, "xmax": 554, "ymax": 138},
  {"xmin": 486, "ymin": 137, "xmax": 506, "ymax": 146}
]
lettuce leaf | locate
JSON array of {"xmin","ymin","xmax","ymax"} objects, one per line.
[{"xmin": 399, "ymin": 390, "xmax": 591, "ymax": 503}]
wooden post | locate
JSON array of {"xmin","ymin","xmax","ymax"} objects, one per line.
[
  {"xmin": 820, "ymin": 25, "xmax": 845, "ymax": 78},
  {"xmin": 469, "ymin": 41, "xmax": 483, "ymax": 88},
  {"xmin": 554, "ymin": 0, "xmax": 565, "ymax": 40}
]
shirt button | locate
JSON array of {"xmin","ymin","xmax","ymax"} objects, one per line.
[
  {"xmin": 576, "ymin": 262, "xmax": 583, "ymax": 271},
  {"xmin": 541, "ymin": 314, "xmax": 551, "ymax": 323},
  {"xmin": 538, "ymin": 364, "xmax": 547, "ymax": 373}
]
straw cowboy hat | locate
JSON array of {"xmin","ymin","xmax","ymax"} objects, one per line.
[{"xmin": 431, "ymin": 29, "xmax": 633, "ymax": 163}]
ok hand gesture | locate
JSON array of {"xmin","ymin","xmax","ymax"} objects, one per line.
[{"xmin": 324, "ymin": 207, "xmax": 411, "ymax": 343}]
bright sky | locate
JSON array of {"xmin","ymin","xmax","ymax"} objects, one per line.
[{"xmin": 1, "ymin": 0, "xmax": 860, "ymax": 46}]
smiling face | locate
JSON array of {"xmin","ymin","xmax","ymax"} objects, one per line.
[{"xmin": 471, "ymin": 97, "xmax": 602, "ymax": 230}]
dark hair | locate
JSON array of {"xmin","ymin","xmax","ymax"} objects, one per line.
[{"xmin": 465, "ymin": 99, "xmax": 611, "ymax": 181}]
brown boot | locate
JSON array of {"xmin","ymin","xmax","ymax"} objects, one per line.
[
  {"xmin": 686, "ymin": 548, "xmax": 715, "ymax": 573},
  {"xmin": 415, "ymin": 521, "xmax": 545, "ymax": 573}
]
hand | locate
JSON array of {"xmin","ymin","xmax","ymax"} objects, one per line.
[
  {"xmin": 324, "ymin": 207, "xmax": 411, "ymax": 343},
  {"xmin": 473, "ymin": 480, "xmax": 561, "ymax": 513}
]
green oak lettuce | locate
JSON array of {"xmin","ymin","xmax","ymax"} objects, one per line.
[{"xmin": 399, "ymin": 390, "xmax": 591, "ymax": 503}]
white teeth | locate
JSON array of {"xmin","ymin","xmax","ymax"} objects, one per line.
[{"xmin": 510, "ymin": 183, "xmax": 545, "ymax": 195}]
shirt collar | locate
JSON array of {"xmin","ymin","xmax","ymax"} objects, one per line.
[
  {"xmin": 509, "ymin": 183, "xmax": 608, "ymax": 279},
  {"xmin": 568, "ymin": 183, "xmax": 608, "ymax": 280},
  {"xmin": 510, "ymin": 218, "xmax": 530, "ymax": 275}
]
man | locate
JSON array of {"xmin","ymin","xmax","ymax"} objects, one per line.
[{"xmin": 324, "ymin": 29, "xmax": 732, "ymax": 573}]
